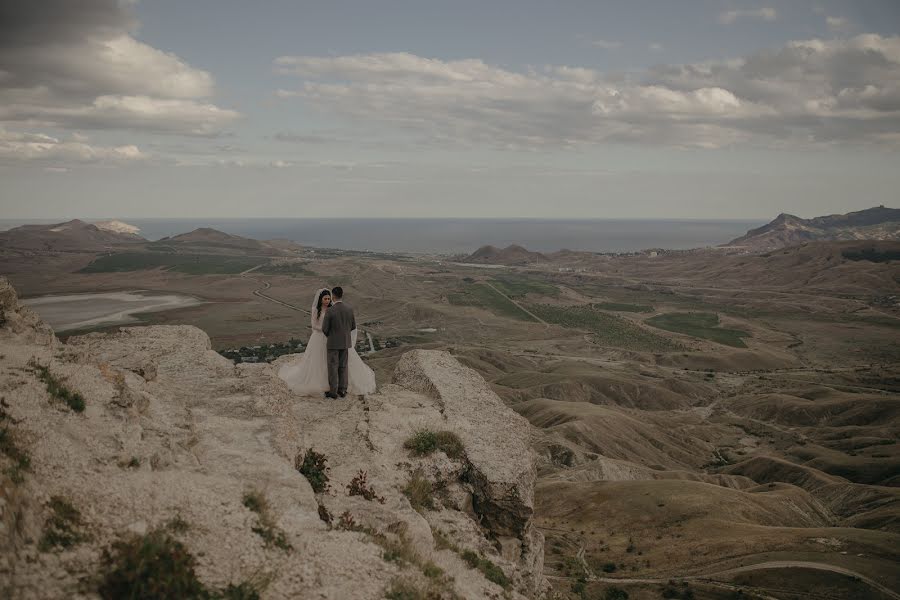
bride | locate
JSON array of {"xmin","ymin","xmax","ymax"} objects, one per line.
[{"xmin": 277, "ymin": 287, "xmax": 377, "ymax": 397}]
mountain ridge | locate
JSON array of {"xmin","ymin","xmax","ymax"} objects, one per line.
[{"xmin": 727, "ymin": 206, "xmax": 900, "ymax": 250}]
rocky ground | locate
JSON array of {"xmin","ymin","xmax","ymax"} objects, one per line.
[{"xmin": 0, "ymin": 276, "xmax": 545, "ymax": 599}]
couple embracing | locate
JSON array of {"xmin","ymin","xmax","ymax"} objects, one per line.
[{"xmin": 278, "ymin": 286, "xmax": 376, "ymax": 398}]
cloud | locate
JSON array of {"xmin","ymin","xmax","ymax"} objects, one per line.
[
  {"xmin": 0, "ymin": 0, "xmax": 238, "ymax": 136},
  {"xmin": 826, "ymin": 16, "xmax": 850, "ymax": 30},
  {"xmin": 0, "ymin": 128, "xmax": 148, "ymax": 164},
  {"xmin": 718, "ymin": 7, "xmax": 777, "ymax": 25},
  {"xmin": 649, "ymin": 43, "xmax": 664, "ymax": 52},
  {"xmin": 273, "ymin": 35, "xmax": 900, "ymax": 149}
]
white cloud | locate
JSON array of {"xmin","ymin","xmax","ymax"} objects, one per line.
[
  {"xmin": 273, "ymin": 35, "xmax": 900, "ymax": 149},
  {"xmin": 0, "ymin": 1, "xmax": 238, "ymax": 136},
  {"xmin": 649, "ymin": 43, "xmax": 664, "ymax": 52},
  {"xmin": 0, "ymin": 128, "xmax": 148, "ymax": 164},
  {"xmin": 719, "ymin": 7, "xmax": 777, "ymax": 25}
]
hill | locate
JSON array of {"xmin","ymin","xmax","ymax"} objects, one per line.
[
  {"xmin": 727, "ymin": 206, "xmax": 900, "ymax": 250},
  {"xmin": 464, "ymin": 244, "xmax": 547, "ymax": 264},
  {"xmin": 0, "ymin": 219, "xmax": 145, "ymax": 252},
  {"xmin": 151, "ymin": 227, "xmax": 282, "ymax": 255}
]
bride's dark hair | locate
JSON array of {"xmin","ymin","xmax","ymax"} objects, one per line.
[{"xmin": 316, "ymin": 289, "xmax": 331, "ymax": 317}]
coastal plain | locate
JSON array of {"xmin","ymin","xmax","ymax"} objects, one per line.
[{"xmin": 3, "ymin": 223, "xmax": 899, "ymax": 600}]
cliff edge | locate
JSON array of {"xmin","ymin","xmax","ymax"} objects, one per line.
[{"xmin": 0, "ymin": 276, "xmax": 546, "ymax": 599}]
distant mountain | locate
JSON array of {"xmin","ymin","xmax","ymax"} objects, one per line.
[
  {"xmin": 93, "ymin": 219, "xmax": 141, "ymax": 236},
  {"xmin": 464, "ymin": 244, "xmax": 547, "ymax": 265},
  {"xmin": 727, "ymin": 206, "xmax": 900, "ymax": 250},
  {"xmin": 0, "ymin": 219, "xmax": 145, "ymax": 252},
  {"xmin": 152, "ymin": 227, "xmax": 279, "ymax": 255}
]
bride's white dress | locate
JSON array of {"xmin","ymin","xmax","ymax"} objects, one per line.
[{"xmin": 278, "ymin": 306, "xmax": 376, "ymax": 396}]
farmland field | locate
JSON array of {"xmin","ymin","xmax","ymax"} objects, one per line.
[
  {"xmin": 646, "ymin": 312, "xmax": 750, "ymax": 347},
  {"xmin": 448, "ymin": 282, "xmax": 539, "ymax": 322},
  {"xmin": 526, "ymin": 303, "xmax": 681, "ymax": 351},
  {"xmin": 80, "ymin": 252, "xmax": 263, "ymax": 274}
]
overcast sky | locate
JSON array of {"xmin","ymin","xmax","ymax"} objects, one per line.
[{"xmin": 1, "ymin": 0, "xmax": 899, "ymax": 220}]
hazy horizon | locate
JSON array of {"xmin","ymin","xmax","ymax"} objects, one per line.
[{"xmin": 2, "ymin": 1, "xmax": 900, "ymax": 220}]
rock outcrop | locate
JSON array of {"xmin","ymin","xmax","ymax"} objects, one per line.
[{"xmin": 0, "ymin": 277, "xmax": 546, "ymax": 599}]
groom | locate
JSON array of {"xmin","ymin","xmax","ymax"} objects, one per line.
[{"xmin": 321, "ymin": 286, "xmax": 355, "ymax": 399}]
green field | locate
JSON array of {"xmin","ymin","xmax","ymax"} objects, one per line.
[
  {"xmin": 489, "ymin": 275, "xmax": 559, "ymax": 298},
  {"xmin": 80, "ymin": 252, "xmax": 263, "ymax": 275},
  {"xmin": 526, "ymin": 304, "xmax": 682, "ymax": 352},
  {"xmin": 646, "ymin": 312, "xmax": 750, "ymax": 348},
  {"xmin": 448, "ymin": 283, "xmax": 538, "ymax": 322},
  {"xmin": 594, "ymin": 302, "xmax": 654, "ymax": 313}
]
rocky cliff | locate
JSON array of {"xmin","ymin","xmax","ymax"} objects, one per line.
[{"xmin": 0, "ymin": 276, "xmax": 545, "ymax": 599}]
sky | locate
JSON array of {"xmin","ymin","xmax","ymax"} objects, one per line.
[{"xmin": 1, "ymin": 0, "xmax": 899, "ymax": 220}]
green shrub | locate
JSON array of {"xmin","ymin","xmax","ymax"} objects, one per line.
[
  {"xmin": 98, "ymin": 530, "xmax": 206, "ymax": 600},
  {"xmin": 39, "ymin": 496, "xmax": 86, "ymax": 551},
  {"xmin": 384, "ymin": 577, "xmax": 426, "ymax": 600},
  {"xmin": 295, "ymin": 448, "xmax": 330, "ymax": 493},
  {"xmin": 604, "ymin": 587, "xmax": 629, "ymax": 600},
  {"xmin": 403, "ymin": 430, "xmax": 465, "ymax": 460},
  {"xmin": 402, "ymin": 470, "xmax": 434, "ymax": 512}
]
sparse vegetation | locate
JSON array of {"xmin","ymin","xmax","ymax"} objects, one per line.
[
  {"xmin": 243, "ymin": 489, "xmax": 292, "ymax": 551},
  {"xmin": 842, "ymin": 247, "xmax": 900, "ymax": 263},
  {"xmin": 527, "ymin": 304, "xmax": 682, "ymax": 352},
  {"xmin": 595, "ymin": 302, "xmax": 654, "ymax": 313},
  {"xmin": 604, "ymin": 587, "xmax": 629, "ymax": 600},
  {"xmin": 31, "ymin": 361, "xmax": 86, "ymax": 412},
  {"xmin": 402, "ymin": 470, "xmax": 434, "ymax": 512},
  {"xmin": 39, "ymin": 496, "xmax": 86, "ymax": 551},
  {"xmin": 295, "ymin": 448, "xmax": 330, "ymax": 493},
  {"xmin": 460, "ymin": 550, "xmax": 510, "ymax": 589},
  {"xmin": 99, "ymin": 528, "xmax": 267, "ymax": 599},
  {"xmin": 347, "ymin": 470, "xmax": 385, "ymax": 503},
  {"xmin": 0, "ymin": 399, "xmax": 30, "ymax": 483},
  {"xmin": 403, "ymin": 429, "xmax": 465, "ymax": 460},
  {"xmin": 384, "ymin": 577, "xmax": 427, "ymax": 600},
  {"xmin": 448, "ymin": 283, "xmax": 539, "ymax": 322},
  {"xmin": 490, "ymin": 275, "xmax": 559, "ymax": 298},
  {"xmin": 646, "ymin": 312, "xmax": 750, "ymax": 348}
]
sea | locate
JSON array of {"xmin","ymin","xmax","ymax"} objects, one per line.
[{"xmin": 0, "ymin": 218, "xmax": 763, "ymax": 255}]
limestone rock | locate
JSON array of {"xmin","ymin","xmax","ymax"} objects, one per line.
[{"xmin": 0, "ymin": 279, "xmax": 547, "ymax": 599}]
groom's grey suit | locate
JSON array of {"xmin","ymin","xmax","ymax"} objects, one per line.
[{"xmin": 322, "ymin": 300, "xmax": 355, "ymax": 396}]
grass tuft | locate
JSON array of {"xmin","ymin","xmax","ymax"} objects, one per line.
[
  {"xmin": 0, "ymin": 400, "xmax": 30, "ymax": 484},
  {"xmin": 402, "ymin": 470, "xmax": 434, "ymax": 513},
  {"xmin": 30, "ymin": 361, "xmax": 85, "ymax": 412},
  {"xmin": 403, "ymin": 430, "xmax": 465, "ymax": 460},
  {"xmin": 39, "ymin": 496, "xmax": 86, "ymax": 551},
  {"xmin": 243, "ymin": 488, "xmax": 291, "ymax": 552},
  {"xmin": 460, "ymin": 550, "xmax": 510, "ymax": 589}
]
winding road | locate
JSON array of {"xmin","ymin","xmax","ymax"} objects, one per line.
[
  {"xmin": 239, "ymin": 266, "xmax": 309, "ymax": 314},
  {"xmin": 550, "ymin": 559, "xmax": 899, "ymax": 600}
]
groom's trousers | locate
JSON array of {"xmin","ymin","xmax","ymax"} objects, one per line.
[{"xmin": 327, "ymin": 348, "xmax": 349, "ymax": 394}]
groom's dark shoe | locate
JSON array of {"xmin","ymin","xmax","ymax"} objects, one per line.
[
  {"xmin": 324, "ymin": 391, "xmax": 338, "ymax": 399},
  {"xmin": 338, "ymin": 391, "xmax": 347, "ymax": 398}
]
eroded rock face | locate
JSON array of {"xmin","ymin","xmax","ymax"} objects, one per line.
[
  {"xmin": 392, "ymin": 350, "xmax": 544, "ymax": 589},
  {"xmin": 393, "ymin": 350, "xmax": 537, "ymax": 535},
  {"xmin": 0, "ymin": 278, "xmax": 546, "ymax": 599}
]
